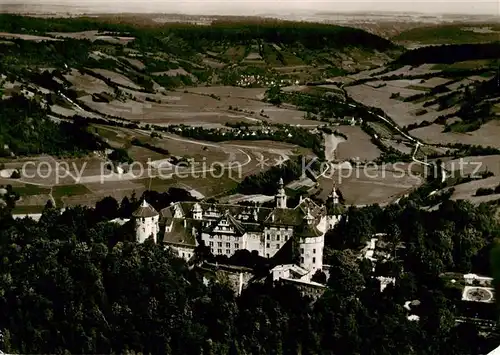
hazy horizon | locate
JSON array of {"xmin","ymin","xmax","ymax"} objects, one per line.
[{"xmin": 1, "ymin": 0, "xmax": 499, "ymax": 16}]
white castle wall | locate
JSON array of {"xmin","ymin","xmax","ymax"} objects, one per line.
[
  {"xmin": 135, "ymin": 215, "xmax": 160, "ymax": 243},
  {"xmin": 298, "ymin": 235, "xmax": 324, "ymax": 274}
]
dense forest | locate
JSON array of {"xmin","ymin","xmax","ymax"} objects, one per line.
[
  {"xmin": 0, "ymin": 14, "xmax": 396, "ymax": 54},
  {"xmin": 394, "ymin": 43, "xmax": 500, "ymax": 65},
  {"xmin": 167, "ymin": 20, "xmax": 397, "ymax": 52},
  {"xmin": 0, "ymin": 95, "xmax": 105, "ymax": 157},
  {"xmin": 0, "ymin": 191, "xmax": 499, "ymax": 354}
]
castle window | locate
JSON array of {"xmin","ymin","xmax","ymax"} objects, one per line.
[
  {"xmin": 285, "ymin": 236, "xmax": 288, "ymax": 241},
  {"xmin": 226, "ymin": 243, "xmax": 230, "ymax": 248},
  {"xmin": 276, "ymin": 236, "xmax": 280, "ymax": 241},
  {"xmin": 266, "ymin": 243, "xmax": 270, "ymax": 248},
  {"xmin": 209, "ymin": 242, "xmax": 214, "ymax": 246},
  {"xmin": 313, "ymin": 257, "xmax": 316, "ymax": 263},
  {"xmin": 209, "ymin": 235, "xmax": 213, "ymax": 239},
  {"xmin": 300, "ymin": 257, "xmax": 304, "ymax": 263},
  {"xmin": 226, "ymin": 249, "xmax": 230, "ymax": 255},
  {"xmin": 218, "ymin": 249, "xmax": 222, "ymax": 254},
  {"xmin": 276, "ymin": 244, "xmax": 280, "ymax": 249},
  {"xmin": 211, "ymin": 248, "xmax": 214, "ymax": 253},
  {"xmin": 235, "ymin": 243, "xmax": 239, "ymax": 249},
  {"xmin": 182, "ymin": 253, "xmax": 185, "ymax": 258},
  {"xmin": 266, "ymin": 234, "xmax": 270, "ymax": 240},
  {"xmin": 266, "ymin": 254, "xmax": 270, "ymax": 258},
  {"xmin": 313, "ymin": 249, "xmax": 316, "ymax": 254},
  {"xmin": 218, "ymin": 242, "xmax": 222, "ymax": 247},
  {"xmin": 300, "ymin": 248, "xmax": 304, "ymax": 254}
]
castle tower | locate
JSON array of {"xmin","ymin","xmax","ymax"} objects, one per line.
[
  {"xmin": 330, "ymin": 183, "xmax": 340, "ymax": 205},
  {"xmin": 133, "ymin": 199, "xmax": 160, "ymax": 243},
  {"xmin": 297, "ymin": 208, "xmax": 324, "ymax": 274},
  {"xmin": 276, "ymin": 177, "xmax": 287, "ymax": 209},
  {"xmin": 326, "ymin": 182, "xmax": 343, "ymax": 231},
  {"xmin": 192, "ymin": 202, "xmax": 203, "ymax": 220}
]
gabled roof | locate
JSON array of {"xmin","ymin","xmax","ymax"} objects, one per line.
[
  {"xmin": 162, "ymin": 218, "xmax": 198, "ymax": 248},
  {"xmin": 161, "ymin": 206, "xmax": 174, "ymax": 218},
  {"xmin": 294, "ymin": 222, "xmax": 322, "ymax": 238},
  {"xmin": 264, "ymin": 208, "xmax": 304, "ymax": 226},
  {"xmin": 225, "ymin": 212, "xmax": 246, "ymax": 235},
  {"xmin": 132, "ymin": 200, "xmax": 159, "ymax": 218},
  {"xmin": 164, "ymin": 202, "xmax": 274, "ymax": 223},
  {"xmin": 295, "ymin": 197, "xmax": 325, "ymax": 218},
  {"xmin": 202, "ymin": 211, "xmax": 247, "ymax": 236}
]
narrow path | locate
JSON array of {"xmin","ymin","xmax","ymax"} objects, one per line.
[
  {"xmin": 340, "ymin": 83, "xmax": 447, "ymax": 183},
  {"xmin": 48, "ymin": 186, "xmax": 57, "ymax": 208}
]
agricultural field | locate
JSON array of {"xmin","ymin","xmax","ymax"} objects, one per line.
[
  {"xmin": 79, "ymin": 88, "xmax": 322, "ymax": 127},
  {"xmin": 1, "ymin": 14, "xmax": 499, "ymax": 211},
  {"xmin": 64, "ymin": 70, "xmax": 118, "ymax": 94},
  {"xmin": 442, "ymin": 155, "xmax": 500, "ymax": 177},
  {"xmin": 317, "ymin": 163, "xmax": 424, "ymax": 205},
  {"xmin": 0, "ymin": 125, "xmax": 304, "ymax": 211},
  {"xmin": 90, "ymin": 69, "xmax": 143, "ymax": 90},
  {"xmin": 48, "ymin": 30, "xmax": 136, "ymax": 45},
  {"xmin": 411, "ymin": 121, "xmax": 500, "ymax": 149},
  {"xmin": 393, "ymin": 24, "xmax": 500, "ymax": 45},
  {"xmin": 0, "ymin": 32, "xmax": 61, "ymax": 41},
  {"xmin": 186, "ymin": 86, "xmax": 266, "ymax": 100},
  {"xmin": 334, "ymin": 126, "xmax": 382, "ymax": 162},
  {"xmin": 345, "ymin": 83, "xmax": 460, "ymax": 127},
  {"xmin": 447, "ymin": 176, "xmax": 500, "ymax": 204}
]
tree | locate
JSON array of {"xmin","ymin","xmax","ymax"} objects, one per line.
[{"xmin": 95, "ymin": 196, "xmax": 119, "ymax": 221}]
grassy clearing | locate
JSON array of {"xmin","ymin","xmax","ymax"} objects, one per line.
[
  {"xmin": 367, "ymin": 122, "xmax": 393, "ymax": 139},
  {"xmin": 12, "ymin": 205, "xmax": 45, "ymax": 214},
  {"xmin": 261, "ymin": 43, "xmax": 283, "ymax": 66},
  {"xmin": 281, "ymin": 51, "xmax": 304, "ymax": 66},
  {"xmin": 52, "ymin": 184, "xmax": 92, "ymax": 199},
  {"xmin": 14, "ymin": 184, "xmax": 51, "ymax": 196},
  {"xmin": 432, "ymin": 59, "xmax": 495, "ymax": 71},
  {"xmin": 223, "ymin": 45, "xmax": 248, "ymax": 62},
  {"xmin": 138, "ymin": 171, "xmax": 239, "ymax": 198},
  {"xmin": 407, "ymin": 85, "xmax": 431, "ymax": 92}
]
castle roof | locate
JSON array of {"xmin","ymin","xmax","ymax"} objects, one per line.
[
  {"xmin": 132, "ymin": 200, "xmax": 159, "ymax": 218},
  {"xmin": 295, "ymin": 197, "xmax": 325, "ymax": 218},
  {"xmin": 162, "ymin": 218, "xmax": 198, "ymax": 248},
  {"xmin": 264, "ymin": 208, "xmax": 304, "ymax": 226},
  {"xmin": 159, "ymin": 199, "xmax": 328, "ymax": 233},
  {"xmin": 224, "ymin": 211, "xmax": 247, "ymax": 235},
  {"xmin": 294, "ymin": 221, "xmax": 322, "ymax": 238},
  {"xmin": 161, "ymin": 202, "xmax": 274, "ymax": 223}
]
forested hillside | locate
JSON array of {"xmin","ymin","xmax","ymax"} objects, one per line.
[
  {"xmin": 0, "ymin": 95, "xmax": 104, "ymax": 157},
  {"xmin": 394, "ymin": 43, "xmax": 500, "ymax": 65},
  {"xmin": 0, "ymin": 194, "xmax": 499, "ymax": 354}
]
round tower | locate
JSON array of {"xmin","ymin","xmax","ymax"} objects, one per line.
[
  {"xmin": 276, "ymin": 177, "xmax": 287, "ymax": 209},
  {"xmin": 133, "ymin": 199, "xmax": 160, "ymax": 243},
  {"xmin": 297, "ymin": 208, "xmax": 324, "ymax": 274}
]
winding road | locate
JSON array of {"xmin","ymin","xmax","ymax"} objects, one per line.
[{"xmin": 340, "ymin": 83, "xmax": 447, "ymax": 185}]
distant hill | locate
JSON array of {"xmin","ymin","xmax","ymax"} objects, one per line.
[
  {"xmin": 394, "ymin": 43, "xmax": 500, "ymax": 65},
  {"xmin": 393, "ymin": 23, "xmax": 500, "ymax": 45}
]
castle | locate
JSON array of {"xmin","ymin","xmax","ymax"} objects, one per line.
[{"xmin": 132, "ymin": 179, "xmax": 344, "ymax": 282}]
